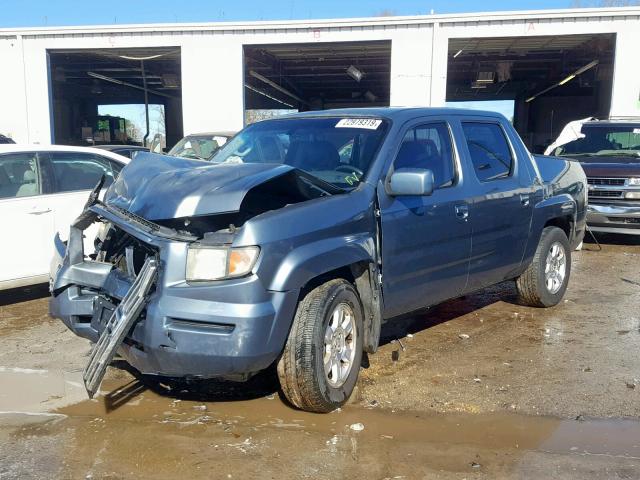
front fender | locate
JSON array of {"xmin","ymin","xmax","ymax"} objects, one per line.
[{"xmin": 267, "ymin": 234, "xmax": 376, "ymax": 292}]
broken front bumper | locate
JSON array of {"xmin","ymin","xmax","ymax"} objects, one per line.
[
  {"xmin": 49, "ymin": 204, "xmax": 299, "ymax": 380},
  {"xmin": 587, "ymin": 203, "xmax": 640, "ymax": 235}
]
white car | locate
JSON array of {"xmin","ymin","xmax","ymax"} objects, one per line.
[{"xmin": 0, "ymin": 145, "xmax": 129, "ymax": 290}]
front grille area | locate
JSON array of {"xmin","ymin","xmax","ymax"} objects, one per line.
[
  {"xmin": 588, "ymin": 190, "xmax": 624, "ymax": 199},
  {"xmin": 587, "ymin": 177, "xmax": 626, "ymax": 186},
  {"xmin": 616, "ymin": 217, "xmax": 640, "ymax": 224},
  {"xmin": 97, "ymin": 225, "xmax": 158, "ymax": 277}
]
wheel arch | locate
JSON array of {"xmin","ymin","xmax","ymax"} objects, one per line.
[{"xmin": 291, "ymin": 260, "xmax": 382, "ymax": 355}]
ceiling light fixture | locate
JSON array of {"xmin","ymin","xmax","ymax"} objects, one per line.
[
  {"xmin": 476, "ymin": 71, "xmax": 495, "ymax": 83},
  {"xmin": 525, "ymin": 59, "xmax": 599, "ymax": 103},
  {"xmin": 558, "ymin": 74, "xmax": 576, "ymax": 86},
  {"xmin": 346, "ymin": 65, "xmax": 364, "ymax": 82}
]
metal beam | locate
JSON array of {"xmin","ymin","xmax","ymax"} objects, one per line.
[
  {"xmin": 248, "ymin": 70, "xmax": 310, "ymax": 107},
  {"xmin": 87, "ymin": 71, "xmax": 176, "ymax": 99}
]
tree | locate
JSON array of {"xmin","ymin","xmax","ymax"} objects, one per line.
[
  {"xmin": 150, "ymin": 104, "xmax": 166, "ymax": 134},
  {"xmin": 125, "ymin": 121, "xmax": 142, "ymax": 143}
]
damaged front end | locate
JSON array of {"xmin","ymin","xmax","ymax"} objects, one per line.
[{"xmin": 49, "ymin": 159, "xmax": 336, "ymax": 394}]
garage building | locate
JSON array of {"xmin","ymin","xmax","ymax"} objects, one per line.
[{"xmin": 0, "ymin": 6, "xmax": 639, "ymax": 152}]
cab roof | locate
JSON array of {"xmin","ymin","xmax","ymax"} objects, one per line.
[{"xmin": 274, "ymin": 107, "xmax": 509, "ymax": 122}]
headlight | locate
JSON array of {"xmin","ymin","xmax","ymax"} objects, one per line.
[
  {"xmin": 627, "ymin": 177, "xmax": 640, "ymax": 186},
  {"xmin": 186, "ymin": 246, "xmax": 260, "ymax": 282}
]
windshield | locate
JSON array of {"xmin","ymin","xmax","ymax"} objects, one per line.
[
  {"xmin": 210, "ymin": 117, "xmax": 389, "ymax": 189},
  {"xmin": 554, "ymin": 125, "xmax": 640, "ymax": 160},
  {"xmin": 168, "ymin": 134, "xmax": 231, "ymax": 160}
]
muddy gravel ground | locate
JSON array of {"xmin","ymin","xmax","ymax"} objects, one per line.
[{"xmin": 1, "ymin": 234, "xmax": 639, "ymax": 479}]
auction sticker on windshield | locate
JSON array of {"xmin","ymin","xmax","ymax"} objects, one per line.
[{"xmin": 335, "ymin": 118, "xmax": 382, "ymax": 130}]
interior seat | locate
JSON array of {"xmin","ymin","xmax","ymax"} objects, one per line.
[
  {"xmin": 285, "ymin": 140, "xmax": 340, "ymax": 171},
  {"xmin": 16, "ymin": 169, "xmax": 38, "ymax": 197},
  {"xmin": 394, "ymin": 141, "xmax": 430, "ymax": 170},
  {"xmin": 0, "ymin": 165, "xmax": 18, "ymax": 198}
]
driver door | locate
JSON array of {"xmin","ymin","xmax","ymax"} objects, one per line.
[{"xmin": 377, "ymin": 119, "xmax": 472, "ymax": 318}]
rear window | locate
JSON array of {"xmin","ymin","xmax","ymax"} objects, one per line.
[
  {"xmin": 49, "ymin": 152, "xmax": 117, "ymax": 193},
  {"xmin": 461, "ymin": 122, "xmax": 513, "ymax": 182},
  {"xmin": 0, "ymin": 153, "xmax": 40, "ymax": 199}
]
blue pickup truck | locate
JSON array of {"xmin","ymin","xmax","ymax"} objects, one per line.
[{"xmin": 50, "ymin": 108, "xmax": 586, "ymax": 412}]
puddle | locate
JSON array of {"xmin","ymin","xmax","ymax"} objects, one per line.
[
  {"xmin": 53, "ymin": 377, "xmax": 640, "ymax": 459},
  {"xmin": 0, "ymin": 366, "xmax": 86, "ymax": 413},
  {"xmin": 1, "ymin": 374, "xmax": 638, "ymax": 479}
]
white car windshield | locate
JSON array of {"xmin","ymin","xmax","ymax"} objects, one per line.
[{"xmin": 554, "ymin": 124, "xmax": 640, "ymax": 160}]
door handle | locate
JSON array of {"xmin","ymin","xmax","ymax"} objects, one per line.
[
  {"xmin": 29, "ymin": 208, "xmax": 52, "ymax": 215},
  {"xmin": 455, "ymin": 204, "xmax": 469, "ymax": 221},
  {"xmin": 520, "ymin": 194, "xmax": 530, "ymax": 207}
]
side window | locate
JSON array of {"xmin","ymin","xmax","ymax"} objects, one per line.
[
  {"xmin": 461, "ymin": 122, "xmax": 513, "ymax": 182},
  {"xmin": 395, "ymin": 122, "xmax": 455, "ymax": 188},
  {"xmin": 0, "ymin": 153, "xmax": 41, "ymax": 199},
  {"xmin": 49, "ymin": 152, "xmax": 116, "ymax": 193}
]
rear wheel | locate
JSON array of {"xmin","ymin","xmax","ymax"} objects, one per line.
[
  {"xmin": 277, "ymin": 279, "xmax": 363, "ymax": 413},
  {"xmin": 516, "ymin": 226, "xmax": 571, "ymax": 307}
]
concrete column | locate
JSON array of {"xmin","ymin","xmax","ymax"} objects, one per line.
[
  {"xmin": 389, "ymin": 26, "xmax": 433, "ymax": 107},
  {"xmin": 429, "ymin": 23, "xmax": 449, "ymax": 107},
  {"xmin": 181, "ymin": 37, "xmax": 245, "ymax": 134},
  {"xmin": 21, "ymin": 40, "xmax": 53, "ymax": 144},
  {"xmin": 0, "ymin": 36, "xmax": 30, "ymax": 143},
  {"xmin": 610, "ymin": 29, "xmax": 640, "ymax": 118}
]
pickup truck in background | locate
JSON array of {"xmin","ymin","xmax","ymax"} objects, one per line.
[
  {"xmin": 49, "ymin": 108, "xmax": 586, "ymax": 412},
  {"xmin": 546, "ymin": 118, "xmax": 640, "ymax": 235}
]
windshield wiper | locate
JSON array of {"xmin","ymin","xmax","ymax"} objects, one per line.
[
  {"xmin": 558, "ymin": 153, "xmax": 597, "ymax": 157},
  {"xmin": 593, "ymin": 151, "xmax": 640, "ymax": 157}
]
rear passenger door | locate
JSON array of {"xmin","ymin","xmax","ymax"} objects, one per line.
[
  {"xmin": 41, "ymin": 151, "xmax": 121, "ymax": 250},
  {"xmin": 0, "ymin": 152, "xmax": 54, "ymax": 284},
  {"xmin": 378, "ymin": 120, "xmax": 472, "ymax": 318},
  {"xmin": 457, "ymin": 119, "xmax": 534, "ymax": 291}
]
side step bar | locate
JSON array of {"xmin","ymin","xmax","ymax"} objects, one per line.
[{"xmin": 83, "ymin": 257, "xmax": 158, "ymax": 398}]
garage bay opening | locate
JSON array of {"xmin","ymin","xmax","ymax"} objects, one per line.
[
  {"xmin": 446, "ymin": 34, "xmax": 615, "ymax": 152},
  {"xmin": 48, "ymin": 47, "xmax": 183, "ymax": 150},
  {"xmin": 243, "ymin": 41, "xmax": 391, "ymax": 123}
]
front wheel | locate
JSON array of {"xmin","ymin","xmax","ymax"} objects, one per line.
[
  {"xmin": 277, "ymin": 279, "xmax": 364, "ymax": 413},
  {"xmin": 516, "ymin": 226, "xmax": 571, "ymax": 307}
]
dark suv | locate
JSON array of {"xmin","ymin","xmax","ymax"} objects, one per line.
[{"xmin": 550, "ymin": 119, "xmax": 640, "ymax": 235}]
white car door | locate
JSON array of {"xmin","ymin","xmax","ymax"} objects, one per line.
[
  {"xmin": 0, "ymin": 152, "xmax": 54, "ymax": 287},
  {"xmin": 42, "ymin": 151, "xmax": 122, "ymax": 254}
]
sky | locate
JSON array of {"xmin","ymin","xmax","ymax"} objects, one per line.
[
  {"xmin": 446, "ymin": 100, "xmax": 515, "ymax": 120},
  {"xmin": 1, "ymin": 0, "xmax": 587, "ymax": 28}
]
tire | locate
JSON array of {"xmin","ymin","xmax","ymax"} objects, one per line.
[
  {"xmin": 277, "ymin": 279, "xmax": 364, "ymax": 413},
  {"xmin": 516, "ymin": 226, "xmax": 571, "ymax": 307}
]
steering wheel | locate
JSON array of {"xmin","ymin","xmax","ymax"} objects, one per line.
[{"xmin": 335, "ymin": 165, "xmax": 364, "ymax": 177}]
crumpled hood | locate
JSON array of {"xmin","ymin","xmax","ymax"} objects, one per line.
[{"xmin": 104, "ymin": 153, "xmax": 296, "ymax": 220}]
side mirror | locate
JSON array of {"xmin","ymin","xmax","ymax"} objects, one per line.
[{"xmin": 388, "ymin": 168, "xmax": 434, "ymax": 196}]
